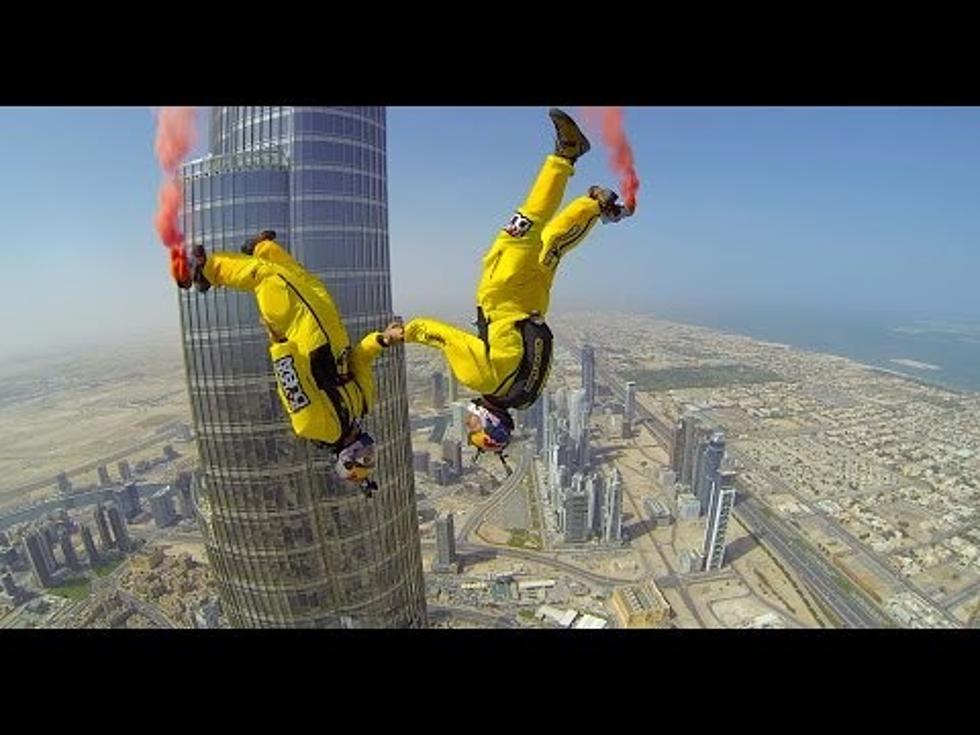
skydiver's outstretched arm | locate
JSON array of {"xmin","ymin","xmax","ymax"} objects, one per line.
[
  {"xmin": 404, "ymin": 317, "xmax": 501, "ymax": 395},
  {"xmin": 538, "ymin": 195, "xmax": 602, "ymax": 271},
  {"xmin": 201, "ymin": 252, "xmax": 295, "ymax": 338}
]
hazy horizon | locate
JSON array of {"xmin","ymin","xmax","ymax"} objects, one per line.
[{"xmin": 2, "ymin": 106, "xmax": 978, "ymax": 357}]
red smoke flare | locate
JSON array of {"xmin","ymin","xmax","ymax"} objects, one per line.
[
  {"xmin": 153, "ymin": 107, "xmax": 198, "ymax": 285},
  {"xmin": 581, "ymin": 107, "xmax": 640, "ymax": 213}
]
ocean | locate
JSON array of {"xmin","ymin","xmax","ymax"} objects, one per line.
[{"xmin": 649, "ymin": 306, "xmax": 980, "ymax": 395}]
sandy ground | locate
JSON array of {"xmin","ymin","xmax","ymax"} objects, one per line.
[{"xmin": 0, "ymin": 339, "xmax": 191, "ymax": 511}]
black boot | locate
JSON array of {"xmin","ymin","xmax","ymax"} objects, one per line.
[
  {"xmin": 549, "ymin": 108, "xmax": 591, "ymax": 164},
  {"xmin": 190, "ymin": 245, "xmax": 211, "ymax": 292}
]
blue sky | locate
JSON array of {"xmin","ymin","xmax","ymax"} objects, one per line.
[{"xmin": 2, "ymin": 106, "xmax": 978, "ymax": 357}]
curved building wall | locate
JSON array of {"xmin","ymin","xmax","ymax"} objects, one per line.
[{"xmin": 179, "ymin": 107, "xmax": 425, "ymax": 628}]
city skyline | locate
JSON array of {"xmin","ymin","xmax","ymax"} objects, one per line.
[{"xmin": 2, "ymin": 106, "xmax": 979, "ymax": 359}]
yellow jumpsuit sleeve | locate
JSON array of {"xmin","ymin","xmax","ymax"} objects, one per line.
[
  {"xmin": 539, "ymin": 195, "xmax": 601, "ymax": 270},
  {"xmin": 348, "ymin": 331, "xmax": 385, "ymax": 411},
  {"xmin": 252, "ymin": 238, "xmax": 306, "ymax": 273},
  {"xmin": 405, "ymin": 317, "xmax": 502, "ymax": 395}
]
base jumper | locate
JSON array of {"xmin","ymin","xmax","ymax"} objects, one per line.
[
  {"xmin": 403, "ymin": 108, "xmax": 631, "ymax": 463},
  {"xmin": 177, "ymin": 231, "xmax": 404, "ymax": 497}
]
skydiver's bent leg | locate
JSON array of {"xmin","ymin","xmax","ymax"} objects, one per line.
[
  {"xmin": 404, "ymin": 317, "xmax": 501, "ymax": 395},
  {"xmin": 503, "ymin": 154, "xmax": 575, "ymax": 242}
]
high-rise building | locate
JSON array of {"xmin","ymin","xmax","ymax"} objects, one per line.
[
  {"xmin": 97, "ymin": 465, "xmax": 111, "ymax": 486},
  {"xmin": 431, "ymin": 372, "xmax": 446, "ymax": 410},
  {"xmin": 624, "ymin": 381, "xmax": 637, "ymax": 429},
  {"xmin": 59, "ymin": 532, "xmax": 80, "ymax": 570},
  {"xmin": 23, "ymin": 532, "xmax": 53, "ymax": 588},
  {"xmin": 56, "ymin": 472, "xmax": 71, "ymax": 496},
  {"xmin": 586, "ymin": 473, "xmax": 604, "ymax": 538},
  {"xmin": 441, "ymin": 440, "xmax": 463, "ymax": 478},
  {"xmin": 540, "ymin": 391, "xmax": 551, "ymax": 457},
  {"xmin": 117, "ymin": 460, "xmax": 133, "ymax": 482},
  {"xmin": 80, "ymin": 524, "xmax": 100, "ymax": 565},
  {"xmin": 703, "ymin": 468, "xmax": 737, "ymax": 570},
  {"xmin": 93, "ymin": 504, "xmax": 113, "ymax": 550},
  {"xmin": 695, "ymin": 433, "xmax": 726, "ymax": 514},
  {"xmin": 433, "ymin": 513, "xmax": 459, "ymax": 573},
  {"xmin": 604, "ymin": 468, "xmax": 623, "ymax": 543},
  {"xmin": 117, "ymin": 483, "xmax": 142, "ymax": 521},
  {"xmin": 163, "ymin": 444, "xmax": 179, "ymax": 461},
  {"xmin": 675, "ymin": 412, "xmax": 706, "ymax": 486},
  {"xmin": 562, "ymin": 491, "xmax": 590, "ymax": 543},
  {"xmin": 38, "ymin": 527, "xmax": 58, "ymax": 572},
  {"xmin": 580, "ymin": 345, "xmax": 595, "ymax": 410},
  {"xmin": 451, "ymin": 401, "xmax": 469, "ymax": 445},
  {"xmin": 447, "ymin": 370, "xmax": 458, "ymax": 403},
  {"xmin": 686, "ymin": 425, "xmax": 712, "ymax": 498},
  {"xmin": 1, "ymin": 571, "xmax": 22, "ymax": 601},
  {"xmin": 568, "ymin": 388, "xmax": 588, "ymax": 445},
  {"xmin": 175, "ymin": 472, "xmax": 195, "ymax": 520},
  {"xmin": 178, "ymin": 107, "xmax": 425, "ymax": 628},
  {"xmin": 105, "ymin": 504, "xmax": 132, "ymax": 553},
  {"xmin": 150, "ymin": 488, "xmax": 178, "ymax": 529}
]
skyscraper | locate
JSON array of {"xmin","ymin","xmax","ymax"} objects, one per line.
[
  {"xmin": 59, "ymin": 532, "xmax": 80, "ymax": 571},
  {"xmin": 117, "ymin": 460, "xmax": 133, "ymax": 482},
  {"xmin": 581, "ymin": 345, "xmax": 595, "ymax": 410},
  {"xmin": 431, "ymin": 372, "xmax": 446, "ymax": 410},
  {"xmin": 23, "ymin": 533, "xmax": 53, "ymax": 588},
  {"xmin": 106, "ymin": 504, "xmax": 132, "ymax": 553},
  {"xmin": 80, "ymin": 524, "xmax": 100, "ymax": 565},
  {"xmin": 703, "ymin": 468, "xmax": 737, "ymax": 570},
  {"xmin": 97, "ymin": 465, "xmax": 111, "ymax": 486},
  {"xmin": 451, "ymin": 401, "xmax": 469, "ymax": 445},
  {"xmin": 695, "ymin": 433, "xmax": 726, "ymax": 514},
  {"xmin": 563, "ymin": 490, "xmax": 590, "ymax": 543},
  {"xmin": 93, "ymin": 504, "xmax": 113, "ymax": 550},
  {"xmin": 624, "ymin": 381, "xmax": 636, "ymax": 435},
  {"xmin": 433, "ymin": 513, "xmax": 459, "ymax": 573},
  {"xmin": 442, "ymin": 440, "xmax": 463, "ymax": 479},
  {"xmin": 179, "ymin": 107, "xmax": 425, "ymax": 628},
  {"xmin": 604, "ymin": 468, "xmax": 623, "ymax": 543},
  {"xmin": 175, "ymin": 472, "xmax": 195, "ymax": 520},
  {"xmin": 56, "ymin": 472, "xmax": 71, "ymax": 496},
  {"xmin": 586, "ymin": 473, "xmax": 605, "ymax": 537},
  {"xmin": 118, "ymin": 483, "xmax": 141, "ymax": 521},
  {"xmin": 149, "ymin": 488, "xmax": 178, "ymax": 529},
  {"xmin": 447, "ymin": 370, "xmax": 458, "ymax": 403}
]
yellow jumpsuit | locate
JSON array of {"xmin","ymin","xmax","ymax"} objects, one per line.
[
  {"xmin": 202, "ymin": 239, "xmax": 385, "ymax": 446},
  {"xmin": 405, "ymin": 154, "xmax": 601, "ymax": 398}
]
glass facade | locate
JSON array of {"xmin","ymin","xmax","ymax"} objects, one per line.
[{"xmin": 179, "ymin": 107, "xmax": 426, "ymax": 628}]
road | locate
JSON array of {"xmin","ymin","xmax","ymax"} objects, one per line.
[
  {"xmin": 427, "ymin": 604, "xmax": 517, "ymax": 629},
  {"xmin": 116, "ymin": 589, "xmax": 178, "ymax": 629},
  {"xmin": 731, "ymin": 446, "xmax": 962, "ymax": 626},
  {"xmin": 736, "ymin": 496, "xmax": 893, "ymax": 628},
  {"xmin": 457, "ymin": 451, "xmax": 532, "ymax": 542}
]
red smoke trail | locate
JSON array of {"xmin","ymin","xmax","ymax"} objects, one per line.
[
  {"xmin": 581, "ymin": 107, "xmax": 640, "ymax": 213},
  {"xmin": 153, "ymin": 107, "xmax": 198, "ymax": 285}
]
